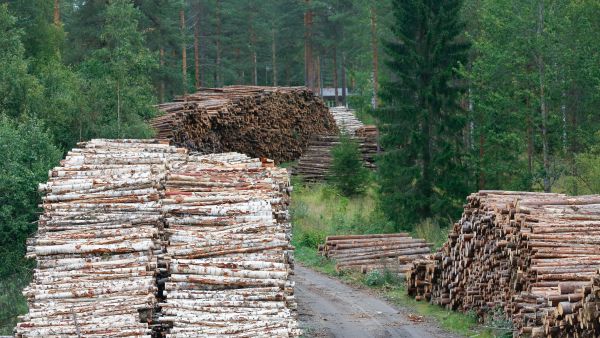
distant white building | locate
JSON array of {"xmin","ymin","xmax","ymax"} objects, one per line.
[{"xmin": 319, "ymin": 87, "xmax": 352, "ymax": 107}]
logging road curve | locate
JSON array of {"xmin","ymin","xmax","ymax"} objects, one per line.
[{"xmin": 294, "ymin": 265, "xmax": 458, "ymax": 338}]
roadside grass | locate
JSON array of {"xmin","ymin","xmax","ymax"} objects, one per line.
[
  {"xmin": 290, "ymin": 181, "xmax": 510, "ymax": 337},
  {"xmin": 293, "ymin": 245, "xmax": 494, "ymax": 337}
]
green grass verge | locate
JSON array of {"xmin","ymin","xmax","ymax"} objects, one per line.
[{"xmin": 294, "ymin": 245, "xmax": 494, "ymax": 337}]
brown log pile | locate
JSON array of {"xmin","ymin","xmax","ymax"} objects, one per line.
[
  {"xmin": 151, "ymin": 86, "xmax": 337, "ymax": 163},
  {"xmin": 405, "ymin": 190, "xmax": 600, "ymax": 337},
  {"xmin": 319, "ymin": 234, "xmax": 432, "ymax": 274},
  {"xmin": 15, "ymin": 139, "xmax": 300, "ymax": 337},
  {"xmin": 294, "ymin": 106, "xmax": 379, "ymax": 181},
  {"xmin": 157, "ymin": 153, "xmax": 301, "ymax": 337}
]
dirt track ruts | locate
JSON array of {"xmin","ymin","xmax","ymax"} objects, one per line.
[{"xmin": 294, "ymin": 264, "xmax": 460, "ymax": 338}]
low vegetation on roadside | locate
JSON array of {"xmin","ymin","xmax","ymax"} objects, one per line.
[{"xmin": 290, "ymin": 174, "xmax": 512, "ymax": 337}]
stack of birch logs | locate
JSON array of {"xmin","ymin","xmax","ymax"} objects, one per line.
[
  {"xmin": 151, "ymin": 86, "xmax": 337, "ymax": 163},
  {"xmin": 405, "ymin": 191, "xmax": 600, "ymax": 337},
  {"xmin": 294, "ymin": 106, "xmax": 379, "ymax": 181},
  {"xmin": 319, "ymin": 234, "xmax": 432, "ymax": 274},
  {"xmin": 157, "ymin": 153, "xmax": 301, "ymax": 337},
  {"xmin": 16, "ymin": 139, "xmax": 185, "ymax": 337},
  {"xmin": 15, "ymin": 139, "xmax": 301, "ymax": 337}
]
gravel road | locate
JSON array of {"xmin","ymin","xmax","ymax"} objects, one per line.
[{"xmin": 293, "ymin": 265, "xmax": 460, "ymax": 338}]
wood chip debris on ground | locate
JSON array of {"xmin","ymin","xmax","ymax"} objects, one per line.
[
  {"xmin": 15, "ymin": 139, "xmax": 300, "ymax": 338},
  {"xmin": 406, "ymin": 190, "xmax": 600, "ymax": 337}
]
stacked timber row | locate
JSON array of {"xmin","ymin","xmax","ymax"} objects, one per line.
[
  {"xmin": 294, "ymin": 106, "xmax": 379, "ymax": 181},
  {"xmin": 157, "ymin": 153, "xmax": 301, "ymax": 337},
  {"xmin": 319, "ymin": 234, "xmax": 432, "ymax": 274},
  {"xmin": 16, "ymin": 140, "xmax": 300, "ymax": 337},
  {"xmin": 405, "ymin": 191, "xmax": 600, "ymax": 337},
  {"xmin": 151, "ymin": 86, "xmax": 338, "ymax": 163},
  {"xmin": 541, "ymin": 270, "xmax": 600, "ymax": 337},
  {"xmin": 16, "ymin": 139, "xmax": 186, "ymax": 337}
]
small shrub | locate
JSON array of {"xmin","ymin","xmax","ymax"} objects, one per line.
[
  {"xmin": 329, "ymin": 134, "xmax": 370, "ymax": 196},
  {"xmin": 296, "ymin": 228, "xmax": 327, "ymax": 249},
  {"xmin": 365, "ymin": 270, "xmax": 385, "ymax": 286}
]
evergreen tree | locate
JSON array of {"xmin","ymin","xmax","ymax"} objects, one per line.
[
  {"xmin": 79, "ymin": 0, "xmax": 158, "ymax": 139},
  {"xmin": 329, "ymin": 134, "xmax": 370, "ymax": 196},
  {"xmin": 376, "ymin": 0, "xmax": 471, "ymax": 228}
]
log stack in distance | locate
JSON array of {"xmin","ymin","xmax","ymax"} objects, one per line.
[
  {"xmin": 151, "ymin": 86, "xmax": 338, "ymax": 163},
  {"xmin": 406, "ymin": 190, "xmax": 600, "ymax": 337},
  {"xmin": 294, "ymin": 106, "xmax": 380, "ymax": 181},
  {"xmin": 319, "ymin": 234, "xmax": 432, "ymax": 274},
  {"xmin": 15, "ymin": 139, "xmax": 300, "ymax": 338}
]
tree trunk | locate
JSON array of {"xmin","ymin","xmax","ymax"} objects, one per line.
[
  {"xmin": 304, "ymin": 0, "xmax": 314, "ymax": 91},
  {"xmin": 333, "ymin": 46, "xmax": 339, "ymax": 106},
  {"xmin": 216, "ymin": 0, "xmax": 222, "ymax": 87},
  {"xmin": 315, "ymin": 55, "xmax": 321, "ymax": 96},
  {"xmin": 159, "ymin": 48, "xmax": 165, "ymax": 103},
  {"xmin": 370, "ymin": 6, "xmax": 379, "ymax": 109},
  {"xmin": 53, "ymin": 0, "xmax": 60, "ymax": 26},
  {"xmin": 235, "ymin": 48, "xmax": 242, "ymax": 84},
  {"xmin": 479, "ymin": 133, "xmax": 485, "ymax": 189},
  {"xmin": 341, "ymin": 53, "xmax": 347, "ymax": 107},
  {"xmin": 527, "ymin": 112, "xmax": 533, "ymax": 176},
  {"xmin": 272, "ymin": 28, "xmax": 277, "ymax": 86},
  {"xmin": 116, "ymin": 80, "xmax": 121, "ymax": 138},
  {"xmin": 253, "ymin": 51, "xmax": 258, "ymax": 86},
  {"xmin": 194, "ymin": 3, "xmax": 201, "ymax": 89},
  {"xmin": 180, "ymin": 9, "xmax": 187, "ymax": 95},
  {"xmin": 537, "ymin": 0, "xmax": 550, "ymax": 192},
  {"xmin": 285, "ymin": 63, "xmax": 290, "ymax": 86}
]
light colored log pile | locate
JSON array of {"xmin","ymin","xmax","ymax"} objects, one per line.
[
  {"xmin": 294, "ymin": 106, "xmax": 379, "ymax": 181},
  {"xmin": 405, "ymin": 191, "xmax": 600, "ymax": 337},
  {"xmin": 157, "ymin": 153, "xmax": 301, "ymax": 337},
  {"xmin": 16, "ymin": 139, "xmax": 186, "ymax": 338},
  {"xmin": 151, "ymin": 86, "xmax": 337, "ymax": 163},
  {"xmin": 329, "ymin": 106, "xmax": 365, "ymax": 135},
  {"xmin": 15, "ymin": 140, "xmax": 300, "ymax": 337},
  {"xmin": 319, "ymin": 234, "xmax": 432, "ymax": 274}
]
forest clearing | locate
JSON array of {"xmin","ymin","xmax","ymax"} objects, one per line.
[{"xmin": 2, "ymin": 0, "xmax": 600, "ymax": 337}]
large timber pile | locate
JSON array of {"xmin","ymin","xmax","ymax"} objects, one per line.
[
  {"xmin": 151, "ymin": 86, "xmax": 337, "ymax": 163},
  {"xmin": 294, "ymin": 106, "xmax": 379, "ymax": 181},
  {"xmin": 15, "ymin": 139, "xmax": 300, "ymax": 337},
  {"xmin": 405, "ymin": 191, "xmax": 600, "ymax": 337},
  {"xmin": 157, "ymin": 153, "xmax": 300, "ymax": 337},
  {"xmin": 319, "ymin": 234, "xmax": 432, "ymax": 274},
  {"xmin": 16, "ymin": 139, "xmax": 184, "ymax": 337}
]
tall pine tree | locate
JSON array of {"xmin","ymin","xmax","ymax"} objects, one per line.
[{"xmin": 376, "ymin": 0, "xmax": 471, "ymax": 229}]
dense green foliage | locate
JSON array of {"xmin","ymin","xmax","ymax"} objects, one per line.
[
  {"xmin": 329, "ymin": 135, "xmax": 370, "ymax": 196},
  {"xmin": 376, "ymin": 0, "xmax": 471, "ymax": 228},
  {"xmin": 374, "ymin": 0, "xmax": 600, "ymax": 230}
]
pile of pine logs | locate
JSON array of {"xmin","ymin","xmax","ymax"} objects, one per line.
[
  {"xmin": 319, "ymin": 234, "xmax": 432, "ymax": 274},
  {"xmin": 405, "ymin": 191, "xmax": 600, "ymax": 336},
  {"xmin": 157, "ymin": 152, "xmax": 300, "ymax": 337},
  {"xmin": 16, "ymin": 139, "xmax": 185, "ymax": 337},
  {"xmin": 294, "ymin": 106, "xmax": 379, "ymax": 181},
  {"xmin": 16, "ymin": 140, "xmax": 300, "ymax": 337},
  {"xmin": 151, "ymin": 86, "xmax": 338, "ymax": 163}
]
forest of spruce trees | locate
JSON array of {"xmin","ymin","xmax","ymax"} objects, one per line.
[{"xmin": 2, "ymin": 0, "xmax": 600, "ymax": 332}]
